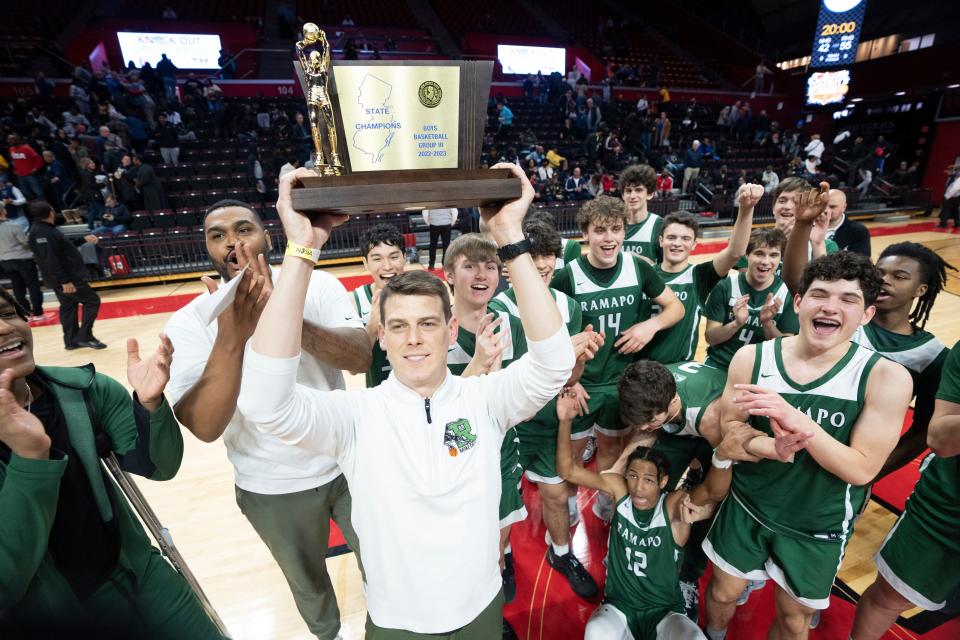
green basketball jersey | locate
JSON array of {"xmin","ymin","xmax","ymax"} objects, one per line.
[
  {"xmin": 661, "ymin": 361, "xmax": 727, "ymax": 438},
  {"xmin": 447, "ymin": 312, "xmax": 528, "ymax": 477},
  {"xmin": 640, "ymin": 262, "xmax": 722, "ymax": 363},
  {"xmin": 622, "ymin": 213, "xmax": 663, "ymax": 260},
  {"xmin": 905, "ymin": 344, "xmax": 960, "ymax": 547},
  {"xmin": 552, "ymin": 254, "xmax": 666, "ymax": 387},
  {"xmin": 353, "ymin": 284, "xmax": 391, "ymax": 387},
  {"xmin": 488, "ymin": 286, "xmax": 582, "ymax": 335},
  {"xmin": 558, "ymin": 237, "xmax": 583, "ymax": 270},
  {"xmin": 851, "ymin": 322, "xmax": 948, "ymax": 400},
  {"xmin": 732, "ymin": 338, "xmax": 882, "ymax": 539},
  {"xmin": 605, "ymin": 494, "xmax": 684, "ymax": 613},
  {"xmin": 735, "ymin": 238, "xmax": 839, "ymax": 276},
  {"xmin": 703, "ymin": 272, "xmax": 799, "ymax": 370}
]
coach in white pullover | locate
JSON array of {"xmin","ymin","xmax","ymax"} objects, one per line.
[{"xmin": 239, "ymin": 164, "xmax": 575, "ymax": 637}]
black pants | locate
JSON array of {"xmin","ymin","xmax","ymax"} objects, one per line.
[
  {"xmin": 55, "ymin": 282, "xmax": 100, "ymax": 347},
  {"xmin": 428, "ymin": 224, "xmax": 452, "ymax": 269},
  {"xmin": 940, "ymin": 197, "xmax": 959, "ymax": 226},
  {"xmin": 2, "ymin": 259, "xmax": 44, "ymax": 315}
]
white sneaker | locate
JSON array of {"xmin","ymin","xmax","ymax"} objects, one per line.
[
  {"xmin": 581, "ymin": 436, "xmax": 596, "ymax": 463},
  {"xmin": 736, "ymin": 579, "xmax": 767, "ymax": 606}
]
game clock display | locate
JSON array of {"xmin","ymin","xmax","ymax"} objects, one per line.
[{"xmin": 810, "ymin": 0, "xmax": 868, "ymax": 68}]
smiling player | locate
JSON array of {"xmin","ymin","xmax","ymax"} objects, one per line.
[{"xmin": 702, "ymin": 251, "xmax": 912, "ymax": 640}]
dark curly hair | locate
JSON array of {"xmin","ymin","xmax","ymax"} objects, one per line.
[
  {"xmin": 618, "ymin": 360, "xmax": 677, "ymax": 427},
  {"xmin": 660, "ymin": 211, "xmax": 701, "ymax": 239},
  {"xmin": 575, "ymin": 195, "xmax": 628, "ymax": 232},
  {"xmin": 799, "ymin": 251, "xmax": 882, "ymax": 307},
  {"xmin": 625, "ymin": 446, "xmax": 671, "ymax": 483},
  {"xmin": 360, "ymin": 223, "xmax": 404, "ymax": 258},
  {"xmin": 523, "ymin": 218, "xmax": 562, "ymax": 258},
  {"xmin": 746, "ymin": 228, "xmax": 787, "ymax": 254},
  {"xmin": 878, "ymin": 242, "xmax": 958, "ymax": 329},
  {"xmin": 619, "ymin": 163, "xmax": 657, "ymax": 194}
]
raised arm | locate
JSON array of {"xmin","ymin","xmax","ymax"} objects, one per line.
[
  {"xmin": 557, "ymin": 390, "xmax": 627, "ymax": 499},
  {"xmin": 168, "ymin": 250, "xmax": 271, "ymax": 442},
  {"xmin": 713, "ymin": 184, "xmax": 761, "ymax": 276},
  {"xmin": 782, "ymin": 181, "xmax": 830, "ymax": 293}
]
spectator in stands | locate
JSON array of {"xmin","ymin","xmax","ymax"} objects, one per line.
[
  {"xmin": 523, "ymin": 75, "xmax": 535, "ymax": 101},
  {"xmin": 156, "ymin": 54, "xmax": 178, "ymax": 102},
  {"xmin": 422, "ymin": 207, "xmax": 457, "ymax": 270},
  {"xmin": 123, "ymin": 72, "xmax": 157, "ymax": 128},
  {"xmin": 27, "ymin": 200, "xmax": 105, "ymax": 349},
  {"xmin": 537, "ymin": 71, "xmax": 548, "ymax": 104},
  {"xmin": 131, "ymin": 155, "xmax": 166, "ymax": 212},
  {"xmin": 69, "ymin": 80, "xmax": 91, "ymax": 116},
  {"xmin": 7, "ymin": 134, "xmax": 45, "ymax": 200},
  {"xmin": 566, "ymin": 66, "xmax": 582, "ymax": 91},
  {"xmin": 218, "ymin": 49, "xmax": 237, "ymax": 80},
  {"xmin": 874, "ymin": 135, "xmax": 891, "ymax": 173},
  {"xmin": 75, "ymin": 157, "xmax": 101, "ymax": 212},
  {"xmin": 112, "ymin": 154, "xmax": 140, "ymax": 211},
  {"xmin": 344, "ymin": 39, "xmax": 359, "ymax": 60},
  {"xmin": 754, "ymin": 59, "xmax": 772, "ymax": 93},
  {"xmin": 679, "ymin": 109, "xmax": 698, "ymax": 145},
  {"xmin": 496, "ymin": 102, "xmax": 514, "ymax": 138},
  {"xmin": 519, "ymin": 128, "xmax": 538, "ymax": 150},
  {"xmin": 654, "ymin": 111, "xmax": 671, "ymax": 148},
  {"xmin": 41, "ymin": 151, "xmax": 73, "ymax": 211},
  {"xmin": 162, "ymin": 4, "xmax": 177, "ymax": 18},
  {"xmin": 96, "ymin": 125, "xmax": 125, "ymax": 171},
  {"xmin": 124, "ymin": 111, "xmax": 149, "ymax": 155},
  {"xmin": 203, "ymin": 79, "xmax": 224, "ymax": 113},
  {"xmin": 825, "ymin": 189, "xmax": 870, "ymax": 256},
  {"xmin": 34, "ymin": 72, "xmax": 54, "ymax": 104},
  {"xmin": 88, "ymin": 193, "xmax": 131, "ymax": 236},
  {"xmin": 583, "ymin": 97, "xmax": 603, "ymax": 132},
  {"xmin": 637, "ymin": 96, "xmax": 649, "ymax": 113},
  {"xmin": 140, "ymin": 62, "xmax": 162, "ymax": 100},
  {"xmin": 761, "ymin": 165, "xmax": 779, "ymax": 195},
  {"xmin": 857, "ymin": 166, "xmax": 873, "ymax": 196},
  {"xmin": 604, "ymin": 129, "xmax": 623, "ymax": 166},
  {"xmin": 0, "ymin": 202, "xmax": 45, "ymax": 318},
  {"xmin": 155, "ymin": 113, "xmax": 180, "ymax": 166},
  {"xmin": 564, "ymin": 166, "xmax": 592, "ymax": 201},
  {"xmin": 525, "ymin": 145, "xmax": 545, "ymax": 165},
  {"xmin": 587, "ymin": 174, "xmax": 603, "ymax": 197},
  {"xmin": 937, "ymin": 167, "xmax": 960, "ymax": 228},
  {"xmin": 656, "ymin": 167, "xmax": 673, "ymax": 197},
  {"xmin": 1, "ymin": 177, "xmax": 29, "ymax": 231},
  {"xmin": 717, "ymin": 104, "xmax": 731, "ymax": 127},
  {"xmin": 804, "ymin": 133, "xmax": 825, "ymax": 161},
  {"xmin": 753, "ymin": 109, "xmax": 771, "ymax": 143},
  {"xmin": 682, "ymin": 140, "xmax": 702, "ymax": 194}
]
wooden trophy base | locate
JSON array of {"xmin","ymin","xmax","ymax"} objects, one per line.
[{"xmin": 290, "ymin": 168, "xmax": 522, "ymax": 215}]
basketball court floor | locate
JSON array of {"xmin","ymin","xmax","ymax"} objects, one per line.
[{"xmin": 25, "ymin": 220, "xmax": 960, "ymax": 639}]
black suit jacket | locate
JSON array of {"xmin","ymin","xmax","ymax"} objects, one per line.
[{"xmin": 831, "ymin": 216, "xmax": 871, "ymax": 257}]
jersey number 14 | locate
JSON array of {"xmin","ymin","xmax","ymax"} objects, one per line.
[{"xmin": 598, "ymin": 313, "xmax": 622, "ymax": 335}]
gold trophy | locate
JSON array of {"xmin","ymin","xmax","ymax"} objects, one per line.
[
  {"xmin": 290, "ymin": 23, "xmax": 521, "ymax": 215},
  {"xmin": 296, "ymin": 23, "xmax": 342, "ymax": 176}
]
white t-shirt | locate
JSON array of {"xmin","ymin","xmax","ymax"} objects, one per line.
[
  {"xmin": 238, "ymin": 327, "xmax": 574, "ymax": 632},
  {"xmin": 165, "ymin": 268, "xmax": 363, "ymax": 494}
]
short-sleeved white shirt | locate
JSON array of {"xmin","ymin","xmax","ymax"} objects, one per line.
[{"xmin": 165, "ymin": 267, "xmax": 364, "ymax": 494}]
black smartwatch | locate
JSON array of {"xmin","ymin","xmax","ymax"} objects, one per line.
[{"xmin": 496, "ymin": 237, "xmax": 533, "ymax": 262}]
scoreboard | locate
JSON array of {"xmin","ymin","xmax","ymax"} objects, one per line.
[{"xmin": 809, "ymin": 0, "xmax": 868, "ymax": 68}]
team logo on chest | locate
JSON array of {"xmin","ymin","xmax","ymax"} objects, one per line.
[{"xmin": 443, "ymin": 418, "xmax": 477, "ymax": 456}]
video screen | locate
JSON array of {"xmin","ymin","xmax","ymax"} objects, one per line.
[
  {"xmin": 806, "ymin": 69, "xmax": 851, "ymax": 106},
  {"xmin": 117, "ymin": 32, "xmax": 223, "ymax": 70},
  {"xmin": 497, "ymin": 44, "xmax": 565, "ymax": 75}
]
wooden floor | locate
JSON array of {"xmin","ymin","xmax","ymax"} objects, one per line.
[{"xmin": 26, "ymin": 222, "xmax": 960, "ymax": 639}]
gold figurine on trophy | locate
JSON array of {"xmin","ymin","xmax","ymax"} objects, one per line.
[{"xmin": 296, "ymin": 23, "xmax": 342, "ymax": 176}]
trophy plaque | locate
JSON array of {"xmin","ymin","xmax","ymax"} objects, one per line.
[{"xmin": 292, "ymin": 24, "xmax": 521, "ymax": 215}]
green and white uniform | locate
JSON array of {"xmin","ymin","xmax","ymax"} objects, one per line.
[
  {"xmin": 875, "ymin": 342, "xmax": 960, "ymax": 610},
  {"xmin": 734, "ymin": 238, "xmax": 839, "ymax": 276},
  {"xmin": 640, "ymin": 262, "xmax": 723, "ymax": 364},
  {"xmin": 489, "ymin": 287, "xmax": 581, "ymax": 483},
  {"xmin": 353, "ymin": 284, "xmax": 391, "ymax": 388},
  {"xmin": 552, "ymin": 254, "xmax": 667, "ymax": 437},
  {"xmin": 851, "ymin": 322, "xmax": 948, "ymax": 442},
  {"xmin": 704, "ymin": 338, "xmax": 883, "ymax": 608},
  {"xmin": 447, "ymin": 312, "xmax": 528, "ymax": 526},
  {"xmin": 558, "ymin": 237, "xmax": 582, "ymax": 270},
  {"xmin": 600, "ymin": 494, "xmax": 686, "ymax": 638},
  {"xmin": 703, "ymin": 272, "xmax": 799, "ymax": 370},
  {"xmin": 622, "ymin": 213, "xmax": 664, "ymax": 261},
  {"xmin": 654, "ymin": 361, "xmax": 727, "ymax": 491}
]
